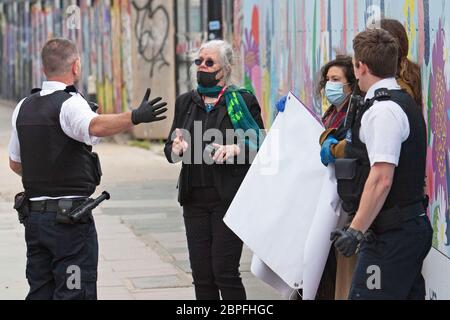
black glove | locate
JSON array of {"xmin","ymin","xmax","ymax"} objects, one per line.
[
  {"xmin": 330, "ymin": 227, "xmax": 365, "ymax": 257},
  {"xmin": 131, "ymin": 88, "xmax": 168, "ymax": 125}
]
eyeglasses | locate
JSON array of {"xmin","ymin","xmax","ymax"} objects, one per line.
[{"xmin": 194, "ymin": 58, "xmax": 215, "ymax": 67}]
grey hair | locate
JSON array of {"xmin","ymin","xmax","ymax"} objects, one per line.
[
  {"xmin": 189, "ymin": 40, "xmax": 235, "ymax": 87},
  {"xmin": 41, "ymin": 38, "xmax": 79, "ymax": 77}
]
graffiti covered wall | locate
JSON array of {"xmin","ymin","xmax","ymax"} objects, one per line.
[
  {"xmin": 0, "ymin": 0, "xmax": 175, "ymax": 138},
  {"xmin": 0, "ymin": 0, "xmax": 133, "ymax": 114},
  {"xmin": 235, "ymin": 0, "xmax": 450, "ymax": 298},
  {"xmin": 130, "ymin": 0, "xmax": 176, "ymax": 140}
]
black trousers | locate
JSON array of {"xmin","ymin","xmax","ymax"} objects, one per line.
[
  {"xmin": 183, "ymin": 187, "xmax": 246, "ymax": 300},
  {"xmin": 24, "ymin": 210, "xmax": 98, "ymax": 300},
  {"xmin": 349, "ymin": 215, "xmax": 433, "ymax": 300}
]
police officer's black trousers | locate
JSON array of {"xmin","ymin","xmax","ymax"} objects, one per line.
[
  {"xmin": 349, "ymin": 215, "xmax": 433, "ymax": 300},
  {"xmin": 24, "ymin": 210, "xmax": 98, "ymax": 300},
  {"xmin": 183, "ymin": 187, "xmax": 246, "ymax": 300}
]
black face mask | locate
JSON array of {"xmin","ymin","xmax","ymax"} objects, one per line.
[{"xmin": 197, "ymin": 69, "xmax": 222, "ymax": 87}]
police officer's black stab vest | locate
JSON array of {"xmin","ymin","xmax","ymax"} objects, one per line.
[
  {"xmin": 339, "ymin": 88, "xmax": 426, "ymax": 214},
  {"xmin": 16, "ymin": 90, "xmax": 101, "ymax": 198}
]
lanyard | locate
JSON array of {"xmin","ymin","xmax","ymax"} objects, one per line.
[
  {"xmin": 203, "ymin": 86, "xmax": 228, "ymax": 108},
  {"xmin": 215, "ymin": 86, "xmax": 228, "ymax": 106}
]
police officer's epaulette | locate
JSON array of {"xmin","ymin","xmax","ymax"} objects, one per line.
[
  {"xmin": 63, "ymin": 85, "xmax": 98, "ymax": 112},
  {"xmin": 88, "ymin": 102, "xmax": 99, "ymax": 112},
  {"xmin": 30, "ymin": 88, "xmax": 42, "ymax": 94},
  {"xmin": 373, "ymin": 88, "xmax": 391, "ymax": 100},
  {"xmin": 64, "ymin": 85, "xmax": 78, "ymax": 94}
]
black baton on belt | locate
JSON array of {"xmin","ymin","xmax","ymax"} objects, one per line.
[{"xmin": 70, "ymin": 191, "xmax": 111, "ymax": 222}]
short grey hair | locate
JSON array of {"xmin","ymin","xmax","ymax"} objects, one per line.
[
  {"xmin": 190, "ymin": 40, "xmax": 235, "ymax": 87},
  {"xmin": 41, "ymin": 38, "xmax": 79, "ymax": 77}
]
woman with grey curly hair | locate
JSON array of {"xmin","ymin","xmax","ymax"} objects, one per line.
[{"xmin": 164, "ymin": 39, "xmax": 264, "ymax": 300}]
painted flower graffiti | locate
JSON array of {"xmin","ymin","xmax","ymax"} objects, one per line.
[
  {"xmin": 430, "ymin": 29, "xmax": 450, "ymax": 188},
  {"xmin": 244, "ymin": 28, "xmax": 260, "ymax": 76},
  {"xmin": 243, "ymin": 6, "xmax": 261, "ymax": 95},
  {"xmin": 429, "ymin": 20, "xmax": 450, "ymax": 252},
  {"xmin": 243, "ymin": 6, "xmax": 261, "ymax": 99}
]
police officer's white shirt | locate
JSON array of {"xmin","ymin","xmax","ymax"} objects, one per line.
[
  {"xmin": 8, "ymin": 81, "xmax": 100, "ymax": 200},
  {"xmin": 360, "ymin": 77, "xmax": 410, "ymax": 167}
]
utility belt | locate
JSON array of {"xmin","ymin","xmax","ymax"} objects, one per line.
[
  {"xmin": 29, "ymin": 198, "xmax": 91, "ymax": 224},
  {"xmin": 14, "ymin": 191, "xmax": 110, "ymax": 225},
  {"xmin": 370, "ymin": 200, "xmax": 428, "ymax": 234},
  {"xmin": 28, "ymin": 198, "xmax": 86, "ymax": 213}
]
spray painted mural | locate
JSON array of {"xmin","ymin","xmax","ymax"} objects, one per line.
[
  {"xmin": 0, "ymin": 0, "xmax": 174, "ymax": 138},
  {"xmin": 235, "ymin": 0, "xmax": 450, "ymax": 259},
  {"xmin": 0, "ymin": 0, "xmax": 134, "ymax": 114}
]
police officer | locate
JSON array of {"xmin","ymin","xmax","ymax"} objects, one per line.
[
  {"xmin": 331, "ymin": 29, "xmax": 432, "ymax": 300},
  {"xmin": 8, "ymin": 38, "xmax": 167, "ymax": 300}
]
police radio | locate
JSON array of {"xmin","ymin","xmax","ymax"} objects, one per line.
[{"xmin": 343, "ymin": 84, "xmax": 365, "ymax": 131}]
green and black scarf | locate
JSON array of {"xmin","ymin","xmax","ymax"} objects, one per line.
[{"xmin": 197, "ymin": 85, "xmax": 264, "ymax": 150}]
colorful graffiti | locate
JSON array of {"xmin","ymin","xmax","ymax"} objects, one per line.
[
  {"xmin": 0, "ymin": 0, "xmax": 133, "ymax": 114},
  {"xmin": 235, "ymin": 0, "xmax": 450, "ymax": 258}
]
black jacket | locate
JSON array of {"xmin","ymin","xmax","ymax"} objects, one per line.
[{"xmin": 164, "ymin": 89, "xmax": 265, "ymax": 205}]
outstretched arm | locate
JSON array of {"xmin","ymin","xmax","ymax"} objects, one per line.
[
  {"xmin": 89, "ymin": 88, "xmax": 167, "ymax": 138},
  {"xmin": 89, "ymin": 112, "xmax": 134, "ymax": 137}
]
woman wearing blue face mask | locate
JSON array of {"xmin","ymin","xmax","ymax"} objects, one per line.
[
  {"xmin": 317, "ymin": 55, "xmax": 357, "ymax": 168},
  {"xmin": 315, "ymin": 55, "xmax": 357, "ymax": 300},
  {"xmin": 318, "ymin": 55, "xmax": 356, "ymax": 133},
  {"xmin": 276, "ymin": 56, "xmax": 356, "ymax": 165},
  {"xmin": 275, "ymin": 56, "xmax": 357, "ymax": 300}
]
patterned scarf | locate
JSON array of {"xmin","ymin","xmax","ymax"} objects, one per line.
[{"xmin": 197, "ymin": 85, "xmax": 264, "ymax": 150}]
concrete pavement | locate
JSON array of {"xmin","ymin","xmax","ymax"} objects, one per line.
[{"xmin": 0, "ymin": 100, "xmax": 281, "ymax": 300}]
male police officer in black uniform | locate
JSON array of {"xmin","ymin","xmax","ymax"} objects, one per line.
[
  {"xmin": 8, "ymin": 38, "xmax": 168, "ymax": 300},
  {"xmin": 331, "ymin": 29, "xmax": 432, "ymax": 299}
]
